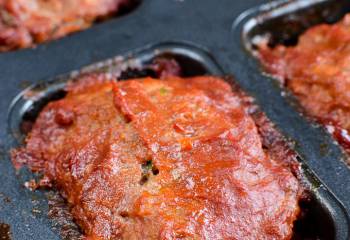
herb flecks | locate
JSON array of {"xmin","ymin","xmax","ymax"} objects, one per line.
[{"xmin": 139, "ymin": 160, "xmax": 159, "ymax": 185}]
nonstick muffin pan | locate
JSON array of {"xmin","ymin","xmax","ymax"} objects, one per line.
[{"xmin": 1, "ymin": 0, "xmax": 350, "ymax": 239}]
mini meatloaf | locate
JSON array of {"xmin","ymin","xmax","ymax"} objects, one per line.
[
  {"xmin": 12, "ymin": 74, "xmax": 302, "ymax": 239},
  {"xmin": 0, "ymin": 0, "xmax": 131, "ymax": 51},
  {"xmin": 258, "ymin": 14, "xmax": 350, "ymax": 154}
]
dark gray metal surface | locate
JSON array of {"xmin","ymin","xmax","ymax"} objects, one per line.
[{"xmin": 0, "ymin": 0, "xmax": 349, "ymax": 239}]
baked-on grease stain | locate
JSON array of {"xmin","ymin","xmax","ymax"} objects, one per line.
[{"xmin": 0, "ymin": 223, "xmax": 11, "ymax": 240}]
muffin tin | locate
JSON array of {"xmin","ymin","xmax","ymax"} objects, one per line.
[{"xmin": 1, "ymin": 0, "xmax": 350, "ymax": 239}]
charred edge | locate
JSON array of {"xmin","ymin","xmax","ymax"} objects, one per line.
[
  {"xmin": 119, "ymin": 211, "xmax": 129, "ymax": 219},
  {"xmin": 292, "ymin": 192, "xmax": 335, "ymax": 240},
  {"xmin": 46, "ymin": 191, "xmax": 83, "ymax": 240},
  {"xmin": 0, "ymin": 223, "xmax": 11, "ymax": 240}
]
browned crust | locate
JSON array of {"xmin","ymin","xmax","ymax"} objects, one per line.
[
  {"xmin": 12, "ymin": 74, "xmax": 306, "ymax": 239},
  {"xmin": 228, "ymin": 78, "xmax": 304, "ymax": 182}
]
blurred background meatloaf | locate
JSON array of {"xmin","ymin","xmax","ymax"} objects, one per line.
[
  {"xmin": 258, "ymin": 14, "xmax": 350, "ymax": 155},
  {"xmin": 0, "ymin": 0, "xmax": 133, "ymax": 51}
]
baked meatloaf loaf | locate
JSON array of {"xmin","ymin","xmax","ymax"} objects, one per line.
[
  {"xmin": 0, "ymin": 0, "xmax": 131, "ymax": 51},
  {"xmin": 13, "ymin": 74, "xmax": 302, "ymax": 239},
  {"xmin": 258, "ymin": 14, "xmax": 350, "ymax": 155}
]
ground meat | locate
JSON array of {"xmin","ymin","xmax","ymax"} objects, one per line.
[
  {"xmin": 12, "ymin": 74, "xmax": 302, "ymax": 239},
  {"xmin": 0, "ymin": 0, "xmax": 131, "ymax": 51},
  {"xmin": 258, "ymin": 14, "xmax": 350, "ymax": 155}
]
